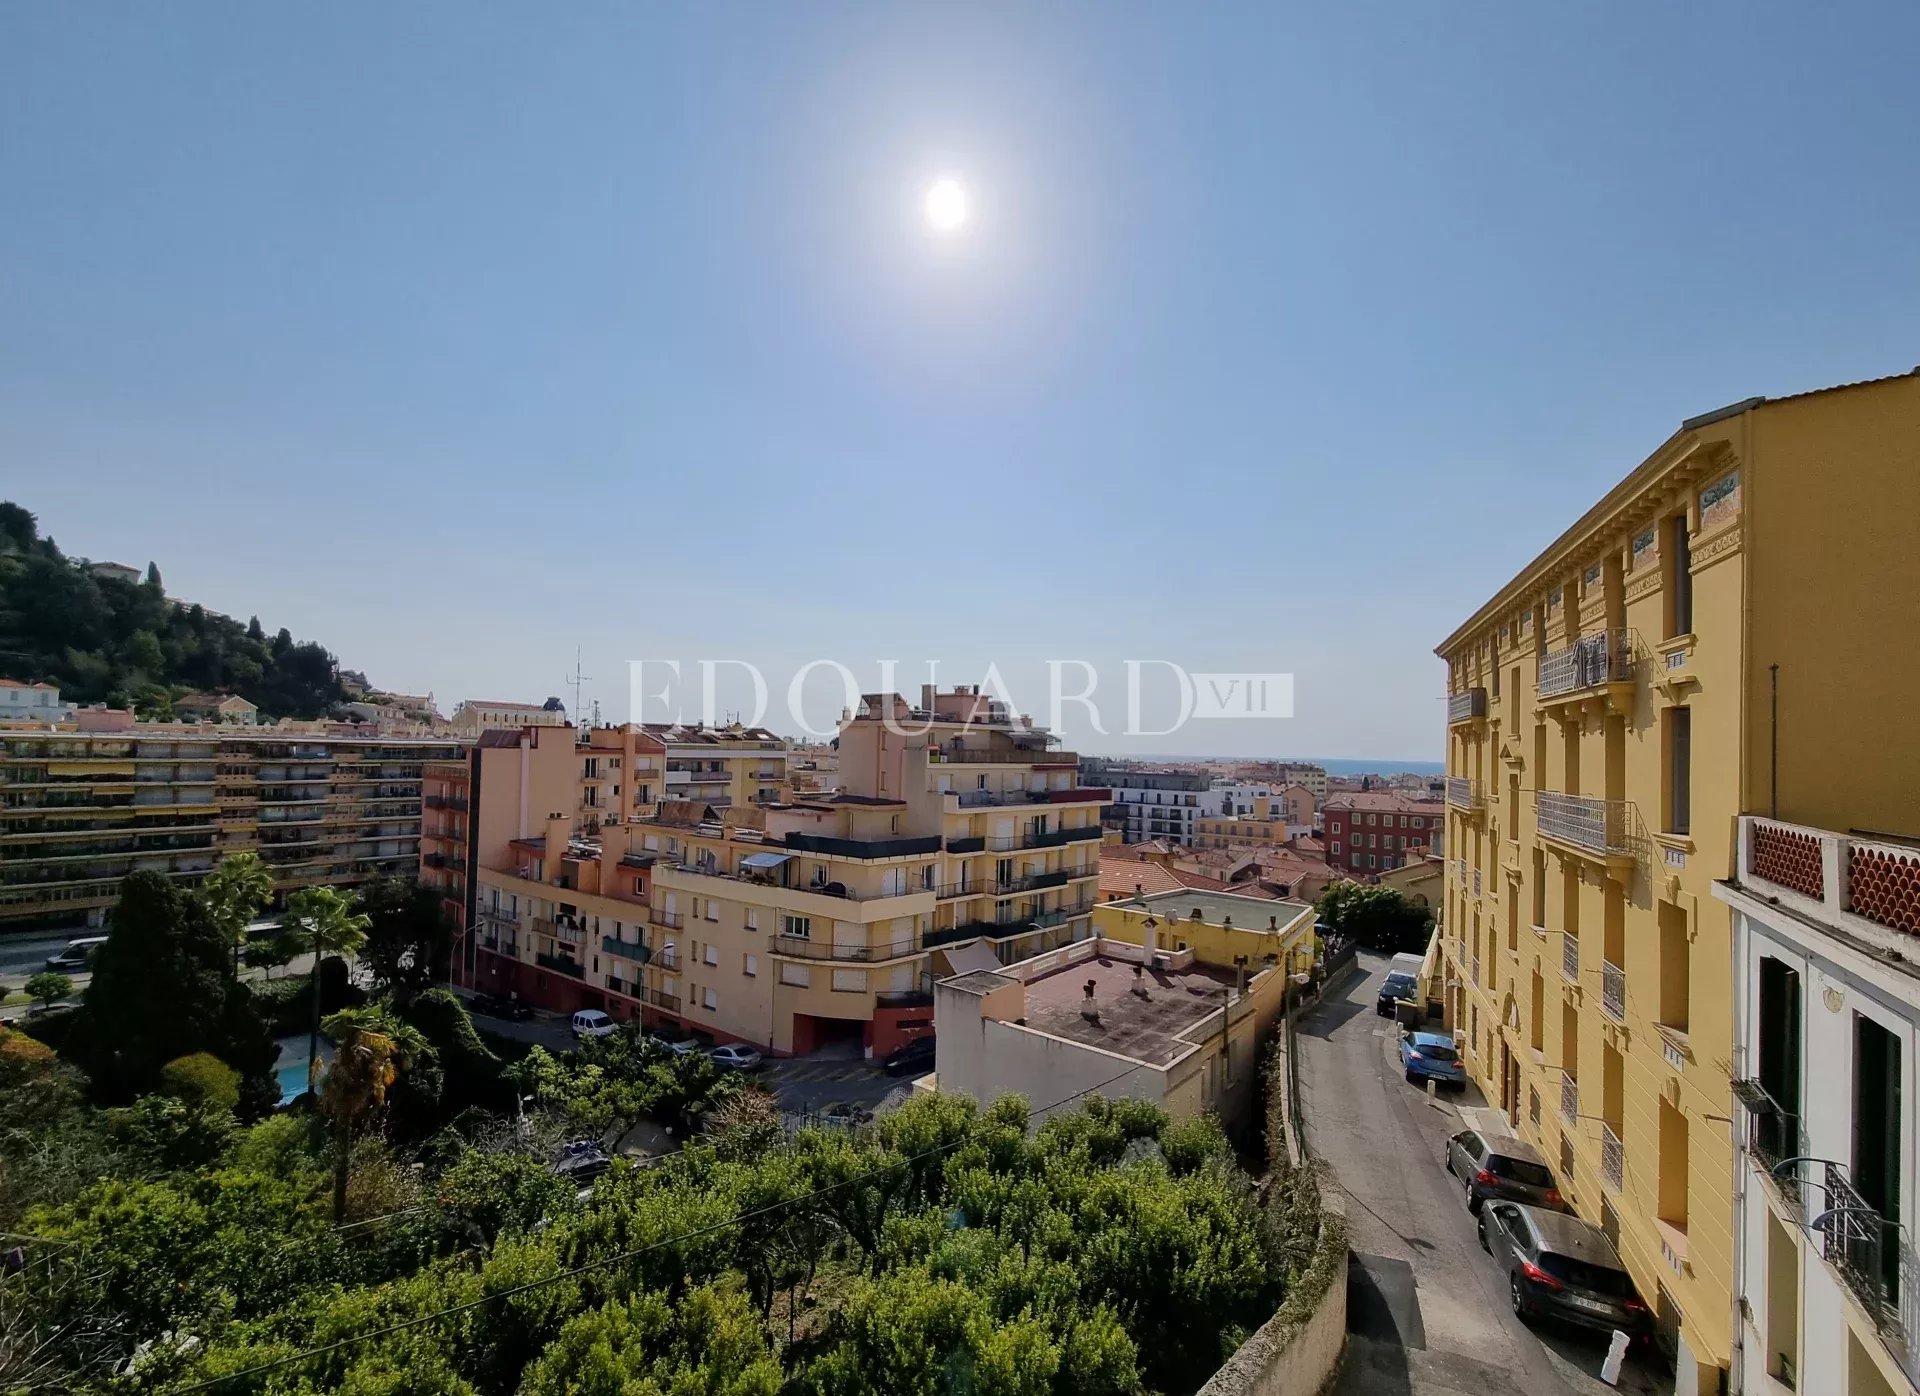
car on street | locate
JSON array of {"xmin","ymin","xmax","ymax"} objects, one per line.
[
  {"xmin": 1376, "ymin": 952, "xmax": 1424, "ymax": 1017},
  {"xmin": 653, "ymin": 1034, "xmax": 702, "ymax": 1056},
  {"xmin": 882, "ymin": 1035, "xmax": 936, "ymax": 1076},
  {"xmin": 820, "ymin": 1100, "xmax": 873, "ymax": 1126},
  {"xmin": 473, "ymin": 991, "xmax": 534, "ymax": 1021},
  {"xmin": 708, "ymin": 1043, "xmax": 764, "ymax": 1071},
  {"xmin": 1478, "ymin": 1201, "xmax": 1650, "ymax": 1338},
  {"xmin": 1445, "ymin": 1129, "xmax": 1565, "ymax": 1214},
  {"xmin": 44, "ymin": 935, "xmax": 107, "ymax": 973},
  {"xmin": 549, "ymin": 1141, "xmax": 613, "ymax": 1184},
  {"xmin": 1398, "ymin": 1031, "xmax": 1465, "ymax": 1089},
  {"xmin": 571, "ymin": 1009, "xmax": 616, "ymax": 1040}
]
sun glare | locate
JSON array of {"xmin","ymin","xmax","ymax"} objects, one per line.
[{"xmin": 924, "ymin": 178, "xmax": 970, "ymax": 233}]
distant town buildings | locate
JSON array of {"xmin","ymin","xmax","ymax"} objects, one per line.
[
  {"xmin": 172, "ymin": 691, "xmax": 260, "ymax": 725},
  {"xmin": 450, "ymin": 698, "xmax": 568, "ymax": 734}
]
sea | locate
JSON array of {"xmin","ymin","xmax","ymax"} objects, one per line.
[{"xmin": 1114, "ymin": 755, "xmax": 1445, "ymax": 778}]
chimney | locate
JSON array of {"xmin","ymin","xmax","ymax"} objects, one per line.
[
  {"xmin": 1141, "ymin": 915, "xmax": 1158, "ymax": 954},
  {"xmin": 1269, "ymin": 916, "xmax": 1279, "ymax": 931},
  {"xmin": 921, "ymin": 683, "xmax": 937, "ymax": 712},
  {"xmin": 1081, "ymin": 978, "xmax": 1100, "ymax": 1023},
  {"xmin": 1222, "ymin": 914, "xmax": 1232, "ymax": 929},
  {"xmin": 1132, "ymin": 964, "xmax": 1149, "ymax": 998},
  {"xmin": 1234, "ymin": 954, "xmax": 1248, "ymax": 1001},
  {"xmin": 543, "ymin": 812, "xmax": 569, "ymax": 884}
]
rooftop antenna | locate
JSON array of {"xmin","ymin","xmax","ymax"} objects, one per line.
[{"xmin": 564, "ymin": 646, "xmax": 593, "ymax": 724}]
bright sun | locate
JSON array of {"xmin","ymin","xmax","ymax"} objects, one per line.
[{"xmin": 924, "ymin": 178, "xmax": 970, "ymax": 233}]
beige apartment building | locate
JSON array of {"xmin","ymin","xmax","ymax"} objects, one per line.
[
  {"xmin": 642, "ymin": 722, "xmax": 787, "ymax": 808},
  {"xmin": 450, "ymin": 699, "xmax": 568, "ymax": 735},
  {"xmin": 458, "ymin": 689, "xmax": 1106, "ymax": 1058}
]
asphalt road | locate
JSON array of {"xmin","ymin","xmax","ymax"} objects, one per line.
[{"xmin": 1298, "ymin": 951, "xmax": 1665, "ymax": 1396}]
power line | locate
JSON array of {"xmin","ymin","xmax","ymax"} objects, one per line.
[{"xmin": 164, "ymin": 1063, "xmax": 1146, "ymax": 1394}]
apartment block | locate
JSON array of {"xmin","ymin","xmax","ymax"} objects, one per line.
[
  {"xmin": 0, "ymin": 726, "xmax": 466, "ymax": 930},
  {"xmin": 450, "ymin": 699, "xmax": 568, "ymax": 734},
  {"xmin": 463, "ymin": 690, "xmax": 1106, "ymax": 1058},
  {"xmin": 1719, "ymin": 817, "xmax": 1919, "ymax": 1396},
  {"xmin": 1323, "ymin": 792, "xmax": 1443, "ymax": 874},
  {"xmin": 642, "ymin": 722, "xmax": 787, "ymax": 809},
  {"xmin": 1095, "ymin": 769, "xmax": 1219, "ymax": 846},
  {"xmin": 1435, "ymin": 368, "xmax": 1920, "ymax": 1394}
]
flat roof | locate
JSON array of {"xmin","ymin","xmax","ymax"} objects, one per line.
[
  {"xmin": 944, "ymin": 969, "xmax": 1017, "ymax": 996},
  {"xmin": 1020, "ymin": 952, "xmax": 1238, "ymax": 1067},
  {"xmin": 1120, "ymin": 888, "xmax": 1313, "ymax": 930}
]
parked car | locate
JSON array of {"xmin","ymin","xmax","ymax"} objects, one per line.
[
  {"xmin": 883, "ymin": 1036, "xmax": 937, "ymax": 1076},
  {"xmin": 1478, "ymin": 1201, "xmax": 1650, "ymax": 1338},
  {"xmin": 473, "ymin": 991, "xmax": 534, "ymax": 1022},
  {"xmin": 44, "ymin": 935, "xmax": 107, "ymax": 973},
  {"xmin": 1445, "ymin": 1129, "xmax": 1565, "ymax": 1214},
  {"xmin": 820, "ymin": 1100, "xmax": 873, "ymax": 1126},
  {"xmin": 653, "ymin": 1034, "xmax": 702, "ymax": 1056},
  {"xmin": 549, "ymin": 1143, "xmax": 613, "ymax": 1184},
  {"xmin": 1398, "ymin": 1031, "xmax": 1465, "ymax": 1089},
  {"xmin": 708, "ymin": 1043, "xmax": 764, "ymax": 1071},
  {"xmin": 571, "ymin": 1009, "xmax": 616, "ymax": 1039},
  {"xmin": 1376, "ymin": 952, "xmax": 1424, "ymax": 1017}
]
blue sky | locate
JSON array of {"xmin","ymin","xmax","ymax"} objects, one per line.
[{"xmin": 4, "ymin": 2, "xmax": 1916, "ymax": 760}]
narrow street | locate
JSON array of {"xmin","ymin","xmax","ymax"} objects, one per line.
[{"xmin": 1298, "ymin": 950, "xmax": 1665, "ymax": 1396}]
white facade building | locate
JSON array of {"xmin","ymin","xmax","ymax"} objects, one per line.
[
  {"xmin": 0, "ymin": 680, "xmax": 74, "ymax": 725},
  {"xmin": 1105, "ymin": 776, "xmax": 1222, "ymax": 846},
  {"xmin": 1717, "ymin": 815, "xmax": 1919, "ymax": 1396}
]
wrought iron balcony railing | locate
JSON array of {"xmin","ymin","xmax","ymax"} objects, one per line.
[
  {"xmin": 1538, "ymin": 629, "xmax": 1634, "ymax": 699},
  {"xmin": 1601, "ymin": 960, "xmax": 1626, "ymax": 1020},
  {"xmin": 1561, "ymin": 931, "xmax": 1579, "ymax": 982},
  {"xmin": 1535, "ymin": 791, "xmax": 1634, "ymax": 858},
  {"xmin": 1600, "ymin": 1123, "xmax": 1624, "ymax": 1192},
  {"xmin": 1446, "ymin": 777, "xmax": 1484, "ymax": 811},
  {"xmin": 1560, "ymin": 1075, "xmax": 1578, "ymax": 1125}
]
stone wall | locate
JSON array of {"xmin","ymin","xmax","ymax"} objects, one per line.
[{"xmin": 1197, "ymin": 1198, "xmax": 1348, "ymax": 1396}]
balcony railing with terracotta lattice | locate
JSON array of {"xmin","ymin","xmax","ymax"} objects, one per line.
[{"xmin": 1739, "ymin": 816, "xmax": 1920, "ymax": 942}]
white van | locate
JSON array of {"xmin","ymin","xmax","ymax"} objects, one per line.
[
  {"xmin": 571, "ymin": 1009, "xmax": 616, "ymax": 1039},
  {"xmin": 45, "ymin": 935, "xmax": 109, "ymax": 972}
]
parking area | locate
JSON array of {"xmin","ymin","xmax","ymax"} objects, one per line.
[{"xmin": 1298, "ymin": 950, "xmax": 1667, "ymax": 1396}]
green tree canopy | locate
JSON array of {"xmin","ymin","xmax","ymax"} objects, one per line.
[{"xmin": 1314, "ymin": 881, "xmax": 1433, "ymax": 953}]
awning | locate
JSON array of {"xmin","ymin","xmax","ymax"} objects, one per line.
[
  {"xmin": 942, "ymin": 940, "xmax": 1003, "ymax": 976},
  {"xmin": 740, "ymin": 851, "xmax": 792, "ymax": 870}
]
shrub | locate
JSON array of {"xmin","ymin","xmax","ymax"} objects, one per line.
[{"xmin": 159, "ymin": 1053, "xmax": 241, "ymax": 1114}]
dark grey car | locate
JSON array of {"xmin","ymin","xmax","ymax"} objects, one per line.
[
  {"xmin": 1478, "ymin": 1202, "xmax": 1650, "ymax": 1338},
  {"xmin": 1444, "ymin": 1129, "xmax": 1564, "ymax": 1214}
]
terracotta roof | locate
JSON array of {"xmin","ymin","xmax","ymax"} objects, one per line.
[
  {"xmin": 0, "ymin": 679, "xmax": 56, "ymax": 690},
  {"xmin": 465, "ymin": 700, "xmax": 550, "ymax": 712},
  {"xmin": 1098, "ymin": 856, "xmax": 1183, "ymax": 899},
  {"xmin": 1163, "ymin": 865, "xmax": 1276, "ymax": 897},
  {"xmin": 1322, "ymin": 793, "xmax": 1443, "ymax": 815}
]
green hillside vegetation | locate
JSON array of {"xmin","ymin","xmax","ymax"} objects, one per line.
[{"xmin": 0, "ymin": 501, "xmax": 347, "ymax": 720}]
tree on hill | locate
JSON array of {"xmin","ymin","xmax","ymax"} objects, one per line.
[
  {"xmin": 357, "ymin": 877, "xmax": 456, "ymax": 1004},
  {"xmin": 0, "ymin": 501, "xmax": 351, "ymax": 718}
]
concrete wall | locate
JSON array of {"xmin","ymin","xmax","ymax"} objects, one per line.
[{"xmin": 1197, "ymin": 1206, "xmax": 1349, "ymax": 1396}]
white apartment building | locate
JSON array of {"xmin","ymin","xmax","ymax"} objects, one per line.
[
  {"xmin": 1718, "ymin": 815, "xmax": 1919, "ymax": 1396},
  {"xmin": 1105, "ymin": 775, "xmax": 1223, "ymax": 846}
]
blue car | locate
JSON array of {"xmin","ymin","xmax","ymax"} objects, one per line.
[{"xmin": 1399, "ymin": 1031, "xmax": 1465, "ymax": 1089}]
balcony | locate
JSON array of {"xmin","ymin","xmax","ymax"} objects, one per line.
[
  {"xmin": 646, "ymin": 989, "xmax": 681, "ymax": 1014},
  {"xmin": 1560, "ymin": 1075, "xmax": 1578, "ymax": 1125},
  {"xmin": 1447, "ymin": 688, "xmax": 1488, "ymax": 725},
  {"xmin": 1537, "ymin": 629, "xmax": 1635, "ymax": 705},
  {"xmin": 1535, "ymin": 792, "xmax": 1635, "ymax": 865},
  {"xmin": 1471, "ymin": 954, "xmax": 1482, "ymax": 987},
  {"xmin": 782, "ymin": 832, "xmax": 943, "ymax": 860},
  {"xmin": 1561, "ymin": 931, "xmax": 1579, "ymax": 983},
  {"xmin": 1601, "ymin": 961, "xmax": 1626, "ymax": 1021},
  {"xmin": 768, "ymin": 932, "xmax": 925, "ymax": 963},
  {"xmin": 1445, "ymin": 777, "xmax": 1485, "ymax": 812},
  {"xmin": 928, "ymin": 747, "xmax": 1079, "ymax": 766},
  {"xmin": 1732, "ymin": 1078, "xmax": 1803, "ymax": 1176},
  {"xmin": 945, "ymin": 835, "xmax": 986, "ymax": 855},
  {"xmin": 1600, "ymin": 1123, "xmax": 1624, "ymax": 1192},
  {"xmin": 601, "ymin": 935, "xmax": 648, "ymax": 963},
  {"xmin": 651, "ymin": 910, "xmax": 683, "ymax": 930},
  {"xmin": 536, "ymin": 952, "xmax": 584, "ymax": 980},
  {"xmin": 1738, "ymin": 816, "xmax": 1920, "ymax": 943}
]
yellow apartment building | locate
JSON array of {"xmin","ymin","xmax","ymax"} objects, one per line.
[
  {"xmin": 1435, "ymin": 368, "xmax": 1920, "ymax": 1395},
  {"xmin": 0, "ymin": 725, "xmax": 467, "ymax": 930},
  {"xmin": 1194, "ymin": 796, "xmax": 1291, "ymax": 850},
  {"xmin": 450, "ymin": 699, "xmax": 568, "ymax": 735},
  {"xmin": 464, "ymin": 689, "xmax": 1106, "ymax": 1058}
]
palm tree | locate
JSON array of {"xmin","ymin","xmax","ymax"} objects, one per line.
[
  {"xmin": 200, "ymin": 850, "xmax": 274, "ymax": 977},
  {"xmin": 318, "ymin": 1005, "xmax": 429, "ymax": 1221},
  {"xmin": 284, "ymin": 885, "xmax": 370, "ymax": 1095}
]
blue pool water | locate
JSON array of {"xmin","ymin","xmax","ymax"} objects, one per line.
[{"xmin": 276, "ymin": 1062, "xmax": 311, "ymax": 1105}]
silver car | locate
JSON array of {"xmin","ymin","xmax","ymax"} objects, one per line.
[
  {"xmin": 1478, "ymin": 1202, "xmax": 1650, "ymax": 1338},
  {"xmin": 1444, "ymin": 1129, "xmax": 1564, "ymax": 1214}
]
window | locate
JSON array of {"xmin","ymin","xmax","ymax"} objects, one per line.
[
  {"xmin": 1364, "ymin": 854, "xmax": 1374, "ymax": 869},
  {"xmin": 1658, "ymin": 900, "xmax": 1689, "ymax": 1032},
  {"xmin": 1853, "ymin": 1013, "xmax": 1903, "ymax": 1296},
  {"xmin": 745, "ymin": 908, "xmax": 758, "ymax": 931},
  {"xmin": 644, "ymin": 834, "xmax": 659, "ymax": 851},
  {"xmin": 702, "ymin": 987, "xmax": 717, "ymax": 1011},
  {"xmin": 705, "ymin": 899, "xmax": 721, "ymax": 922},
  {"xmin": 744, "ymin": 953, "xmax": 757, "ymax": 976},
  {"xmin": 1665, "ymin": 707, "xmax": 1692, "ymax": 835},
  {"xmin": 781, "ymin": 915, "xmax": 811, "ymax": 941},
  {"xmin": 1757, "ymin": 958, "xmax": 1802, "ymax": 1159},
  {"xmin": 634, "ymin": 877, "xmax": 646, "ymax": 896},
  {"xmin": 1667, "ymin": 513, "xmax": 1693, "ymax": 637},
  {"xmin": 1332, "ymin": 842, "xmax": 1342, "ymax": 856},
  {"xmin": 703, "ymin": 943, "xmax": 718, "ymax": 966}
]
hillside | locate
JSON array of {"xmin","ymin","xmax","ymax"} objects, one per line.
[{"xmin": 0, "ymin": 501, "xmax": 349, "ymax": 720}]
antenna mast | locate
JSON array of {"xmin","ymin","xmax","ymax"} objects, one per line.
[{"xmin": 564, "ymin": 647, "xmax": 593, "ymax": 725}]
